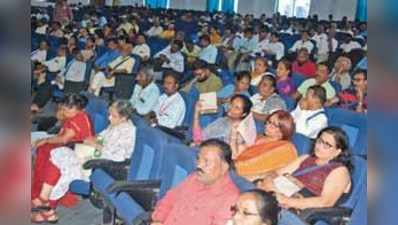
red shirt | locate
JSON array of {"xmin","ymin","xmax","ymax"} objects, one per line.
[
  {"xmin": 152, "ymin": 173, "xmax": 240, "ymax": 225},
  {"xmin": 292, "ymin": 60, "xmax": 317, "ymax": 78}
]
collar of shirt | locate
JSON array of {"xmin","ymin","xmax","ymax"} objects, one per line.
[{"xmin": 192, "ymin": 173, "xmax": 235, "ymax": 196}]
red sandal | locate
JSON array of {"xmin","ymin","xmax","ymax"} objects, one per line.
[{"xmin": 31, "ymin": 209, "xmax": 58, "ymax": 224}]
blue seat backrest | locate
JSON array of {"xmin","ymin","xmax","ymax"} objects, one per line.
[
  {"xmin": 292, "ymin": 133, "xmax": 313, "ymax": 155},
  {"xmin": 342, "ymin": 156, "xmax": 367, "ymax": 209},
  {"xmin": 131, "ymin": 54, "xmax": 141, "ymax": 74},
  {"xmin": 229, "ymin": 170, "xmax": 256, "ymax": 192},
  {"xmin": 325, "ymin": 108, "xmax": 367, "ymax": 156},
  {"xmin": 291, "ymin": 73, "xmax": 306, "ymax": 88},
  {"xmin": 127, "ymin": 126, "xmax": 168, "ymax": 181},
  {"xmin": 85, "ymin": 95, "xmax": 109, "ymax": 134},
  {"xmin": 280, "ymin": 93, "xmax": 296, "ymax": 111},
  {"xmin": 330, "ymin": 80, "xmax": 342, "ymax": 94},
  {"xmin": 181, "ymin": 87, "xmax": 199, "ymax": 127},
  {"xmin": 158, "ymin": 143, "xmax": 198, "ymax": 197}
]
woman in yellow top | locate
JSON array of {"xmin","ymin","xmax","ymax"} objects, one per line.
[
  {"xmin": 235, "ymin": 110, "xmax": 297, "ymax": 181},
  {"xmin": 161, "ymin": 24, "xmax": 176, "ymax": 40}
]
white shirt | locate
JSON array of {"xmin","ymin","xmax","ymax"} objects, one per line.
[
  {"xmin": 31, "ymin": 49, "xmax": 47, "ymax": 63},
  {"xmin": 108, "ymin": 55, "xmax": 135, "ymax": 74},
  {"xmin": 250, "ymin": 93, "xmax": 286, "ymax": 115},
  {"xmin": 62, "ymin": 60, "xmax": 87, "ymax": 82},
  {"xmin": 154, "ymin": 92, "xmax": 186, "ymax": 129},
  {"xmin": 290, "ymin": 105, "xmax": 328, "ymax": 139},
  {"xmin": 290, "ymin": 40, "xmax": 314, "ymax": 53},
  {"xmin": 254, "ymin": 38, "xmax": 270, "ymax": 55},
  {"xmin": 265, "ymin": 42, "xmax": 285, "ymax": 60},
  {"xmin": 130, "ymin": 82, "xmax": 160, "ymax": 115},
  {"xmin": 35, "ymin": 25, "xmax": 48, "ymax": 34},
  {"xmin": 43, "ymin": 56, "xmax": 66, "ymax": 72},
  {"xmin": 155, "ymin": 46, "xmax": 184, "ymax": 73},
  {"xmin": 98, "ymin": 120, "xmax": 136, "ymax": 162},
  {"xmin": 132, "ymin": 43, "xmax": 151, "ymax": 60},
  {"xmin": 146, "ymin": 26, "xmax": 164, "ymax": 37},
  {"xmin": 340, "ymin": 41, "xmax": 362, "ymax": 53}
]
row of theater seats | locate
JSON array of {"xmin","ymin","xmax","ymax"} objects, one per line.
[{"xmin": 77, "ymin": 94, "xmax": 366, "ymax": 225}]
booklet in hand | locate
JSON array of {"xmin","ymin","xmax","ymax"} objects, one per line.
[{"xmin": 199, "ymin": 92, "xmax": 218, "ymax": 114}]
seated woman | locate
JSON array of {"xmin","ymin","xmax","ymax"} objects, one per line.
[
  {"xmin": 250, "ymin": 57, "xmax": 275, "ymax": 87},
  {"xmin": 229, "ymin": 189, "xmax": 280, "ymax": 225},
  {"xmin": 257, "ymin": 127, "xmax": 352, "ymax": 210},
  {"xmin": 251, "ymin": 75, "xmax": 287, "ymax": 122},
  {"xmin": 83, "ymin": 100, "xmax": 136, "ymax": 162},
  {"xmin": 235, "ymin": 110, "xmax": 297, "ymax": 181},
  {"xmin": 217, "ymin": 71, "xmax": 251, "ymax": 111},
  {"xmin": 31, "ymin": 94, "xmax": 94, "ymax": 223},
  {"xmin": 193, "ymin": 94, "xmax": 257, "ymax": 159},
  {"xmin": 276, "ymin": 58, "xmax": 296, "ymax": 97}
]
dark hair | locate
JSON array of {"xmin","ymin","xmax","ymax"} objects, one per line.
[
  {"xmin": 235, "ymin": 70, "xmax": 251, "ymax": 82},
  {"xmin": 230, "ymin": 94, "xmax": 253, "ymax": 119},
  {"xmin": 193, "ymin": 59, "xmax": 209, "ymax": 70},
  {"xmin": 278, "ymin": 58, "xmax": 292, "ymax": 73},
  {"xmin": 61, "ymin": 93, "xmax": 88, "ymax": 110},
  {"xmin": 111, "ymin": 100, "xmax": 135, "ymax": 119},
  {"xmin": 172, "ymin": 39, "xmax": 184, "ymax": 49},
  {"xmin": 271, "ymin": 32, "xmax": 280, "ymax": 39},
  {"xmin": 312, "ymin": 126, "xmax": 353, "ymax": 172},
  {"xmin": 266, "ymin": 110, "xmax": 295, "ymax": 140},
  {"xmin": 353, "ymin": 69, "xmax": 367, "ymax": 80},
  {"xmin": 200, "ymin": 34, "xmax": 211, "ymax": 43},
  {"xmin": 258, "ymin": 75, "xmax": 277, "ymax": 93},
  {"xmin": 308, "ymin": 85, "xmax": 327, "ymax": 105},
  {"xmin": 200, "ymin": 139, "xmax": 233, "ymax": 170},
  {"xmin": 243, "ymin": 189, "xmax": 280, "ymax": 225},
  {"xmin": 163, "ymin": 70, "xmax": 180, "ymax": 83},
  {"xmin": 317, "ymin": 61, "xmax": 330, "ymax": 73}
]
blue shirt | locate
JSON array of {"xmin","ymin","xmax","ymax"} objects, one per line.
[
  {"xmin": 356, "ymin": 57, "xmax": 368, "ymax": 70},
  {"xmin": 95, "ymin": 49, "xmax": 121, "ymax": 69},
  {"xmin": 130, "ymin": 82, "xmax": 160, "ymax": 115},
  {"xmin": 199, "ymin": 44, "xmax": 218, "ymax": 64}
]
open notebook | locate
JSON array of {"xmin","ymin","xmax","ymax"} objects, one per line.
[{"xmin": 273, "ymin": 176, "xmax": 302, "ymax": 197}]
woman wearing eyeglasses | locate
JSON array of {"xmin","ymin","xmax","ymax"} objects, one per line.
[
  {"xmin": 257, "ymin": 127, "xmax": 352, "ymax": 210},
  {"xmin": 228, "ymin": 189, "xmax": 279, "ymax": 225},
  {"xmin": 235, "ymin": 110, "xmax": 297, "ymax": 181}
]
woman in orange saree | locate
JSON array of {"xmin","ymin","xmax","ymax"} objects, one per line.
[{"xmin": 235, "ymin": 110, "xmax": 298, "ymax": 181}]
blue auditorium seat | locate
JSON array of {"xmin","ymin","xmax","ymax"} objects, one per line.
[
  {"xmin": 291, "ymin": 132, "xmax": 313, "ymax": 155},
  {"xmin": 325, "ymin": 108, "xmax": 367, "ymax": 156}
]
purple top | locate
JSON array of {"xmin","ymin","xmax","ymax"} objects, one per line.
[{"xmin": 277, "ymin": 77, "xmax": 296, "ymax": 96}]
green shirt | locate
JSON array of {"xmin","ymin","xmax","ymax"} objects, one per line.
[{"xmin": 195, "ymin": 73, "xmax": 223, "ymax": 94}]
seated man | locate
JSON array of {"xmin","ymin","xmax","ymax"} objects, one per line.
[
  {"xmin": 132, "ymin": 34, "xmax": 151, "ymax": 62},
  {"xmin": 129, "ymin": 66, "xmax": 160, "ymax": 116},
  {"xmin": 293, "ymin": 62, "xmax": 336, "ymax": 105},
  {"xmin": 42, "ymin": 46, "xmax": 67, "ymax": 74},
  {"xmin": 291, "ymin": 48, "xmax": 317, "ymax": 78},
  {"xmin": 183, "ymin": 59, "xmax": 223, "ymax": 94},
  {"xmin": 89, "ymin": 43, "xmax": 135, "ymax": 96},
  {"xmin": 31, "ymin": 64, "xmax": 52, "ymax": 113},
  {"xmin": 289, "ymin": 30, "xmax": 315, "ymax": 54},
  {"xmin": 52, "ymin": 49, "xmax": 87, "ymax": 90},
  {"xmin": 150, "ymin": 71, "xmax": 186, "ymax": 129},
  {"xmin": 198, "ymin": 34, "xmax": 218, "ymax": 65},
  {"xmin": 151, "ymin": 139, "xmax": 240, "ymax": 225},
  {"xmin": 329, "ymin": 56, "xmax": 352, "ymax": 90},
  {"xmin": 94, "ymin": 38, "xmax": 120, "ymax": 70},
  {"xmin": 339, "ymin": 34, "xmax": 362, "ymax": 53},
  {"xmin": 153, "ymin": 39, "xmax": 185, "ymax": 74},
  {"xmin": 291, "ymin": 85, "xmax": 328, "ymax": 139},
  {"xmin": 333, "ymin": 69, "xmax": 367, "ymax": 113},
  {"xmin": 31, "ymin": 40, "xmax": 49, "ymax": 64},
  {"xmin": 181, "ymin": 39, "xmax": 201, "ymax": 70},
  {"xmin": 145, "ymin": 18, "xmax": 163, "ymax": 37}
]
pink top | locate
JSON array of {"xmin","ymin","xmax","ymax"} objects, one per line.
[
  {"xmin": 152, "ymin": 173, "xmax": 240, "ymax": 225},
  {"xmin": 292, "ymin": 60, "xmax": 317, "ymax": 78}
]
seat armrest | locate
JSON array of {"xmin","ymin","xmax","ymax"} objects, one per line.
[
  {"xmin": 83, "ymin": 159, "xmax": 130, "ymax": 170},
  {"xmin": 299, "ymin": 207, "xmax": 352, "ymax": 225},
  {"xmin": 106, "ymin": 180, "xmax": 161, "ymax": 194}
]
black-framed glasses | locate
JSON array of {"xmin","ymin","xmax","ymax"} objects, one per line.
[
  {"xmin": 315, "ymin": 138, "xmax": 336, "ymax": 150},
  {"xmin": 230, "ymin": 205, "xmax": 260, "ymax": 217}
]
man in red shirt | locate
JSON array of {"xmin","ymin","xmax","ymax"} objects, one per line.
[
  {"xmin": 292, "ymin": 48, "xmax": 317, "ymax": 78},
  {"xmin": 151, "ymin": 139, "xmax": 240, "ymax": 225}
]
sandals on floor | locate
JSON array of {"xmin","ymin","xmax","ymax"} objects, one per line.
[
  {"xmin": 31, "ymin": 210, "xmax": 59, "ymax": 224},
  {"xmin": 31, "ymin": 196, "xmax": 51, "ymax": 212}
]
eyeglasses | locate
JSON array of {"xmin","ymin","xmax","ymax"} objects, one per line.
[
  {"xmin": 315, "ymin": 138, "xmax": 336, "ymax": 150},
  {"xmin": 266, "ymin": 120, "xmax": 281, "ymax": 129},
  {"xmin": 230, "ymin": 205, "xmax": 260, "ymax": 217}
]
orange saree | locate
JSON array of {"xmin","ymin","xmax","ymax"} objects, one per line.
[{"xmin": 235, "ymin": 139, "xmax": 298, "ymax": 177}]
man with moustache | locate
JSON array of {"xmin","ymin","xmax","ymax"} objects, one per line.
[{"xmin": 150, "ymin": 139, "xmax": 240, "ymax": 225}]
